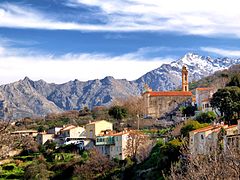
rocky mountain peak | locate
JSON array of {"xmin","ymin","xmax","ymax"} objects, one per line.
[
  {"xmin": 0, "ymin": 53, "xmax": 240, "ymax": 119},
  {"xmin": 22, "ymin": 76, "xmax": 31, "ymax": 82}
]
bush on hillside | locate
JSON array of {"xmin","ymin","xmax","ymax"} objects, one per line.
[
  {"xmin": 180, "ymin": 120, "xmax": 209, "ymax": 137},
  {"xmin": 196, "ymin": 111, "xmax": 216, "ymax": 123}
]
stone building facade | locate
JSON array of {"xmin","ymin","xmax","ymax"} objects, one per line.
[{"xmin": 142, "ymin": 65, "xmax": 192, "ymax": 118}]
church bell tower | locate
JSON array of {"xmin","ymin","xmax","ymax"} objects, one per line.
[{"xmin": 182, "ymin": 65, "xmax": 189, "ymax": 92}]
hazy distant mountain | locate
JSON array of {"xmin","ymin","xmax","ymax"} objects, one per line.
[{"xmin": 0, "ymin": 53, "xmax": 240, "ymax": 119}]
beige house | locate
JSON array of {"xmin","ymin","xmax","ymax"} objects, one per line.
[
  {"xmin": 60, "ymin": 125, "xmax": 86, "ymax": 139},
  {"xmin": 96, "ymin": 130, "xmax": 129, "ymax": 160},
  {"xmin": 86, "ymin": 120, "xmax": 113, "ymax": 139},
  {"xmin": 189, "ymin": 123, "xmax": 237, "ymax": 155},
  {"xmin": 36, "ymin": 133, "xmax": 55, "ymax": 145}
]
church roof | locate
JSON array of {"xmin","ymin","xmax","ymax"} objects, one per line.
[{"xmin": 147, "ymin": 91, "xmax": 192, "ymax": 97}]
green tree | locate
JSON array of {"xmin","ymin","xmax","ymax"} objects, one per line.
[
  {"xmin": 108, "ymin": 105, "xmax": 128, "ymax": 121},
  {"xmin": 182, "ymin": 105, "xmax": 197, "ymax": 117},
  {"xmin": 37, "ymin": 125, "xmax": 46, "ymax": 132},
  {"xmin": 210, "ymin": 86, "xmax": 240, "ymax": 122},
  {"xmin": 139, "ymin": 138, "xmax": 183, "ymax": 178},
  {"xmin": 195, "ymin": 111, "xmax": 216, "ymax": 123},
  {"xmin": 226, "ymin": 74, "xmax": 240, "ymax": 87}
]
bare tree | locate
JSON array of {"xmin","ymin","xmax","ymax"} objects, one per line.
[
  {"xmin": 0, "ymin": 118, "xmax": 36, "ymax": 159},
  {"xmin": 169, "ymin": 144, "xmax": 240, "ymax": 180},
  {"xmin": 125, "ymin": 131, "xmax": 154, "ymax": 163},
  {"xmin": 111, "ymin": 96, "xmax": 145, "ymax": 129},
  {"xmin": 112, "ymin": 96, "xmax": 145, "ymax": 118},
  {"xmin": 0, "ymin": 131, "xmax": 22, "ymax": 159}
]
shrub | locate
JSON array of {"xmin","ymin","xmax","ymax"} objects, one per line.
[
  {"xmin": 24, "ymin": 159, "xmax": 50, "ymax": 180},
  {"xmin": 2, "ymin": 164, "xmax": 15, "ymax": 171},
  {"xmin": 180, "ymin": 120, "xmax": 209, "ymax": 137},
  {"xmin": 196, "ymin": 111, "xmax": 216, "ymax": 123}
]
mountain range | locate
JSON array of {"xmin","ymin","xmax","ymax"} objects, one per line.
[{"xmin": 0, "ymin": 53, "xmax": 240, "ymax": 119}]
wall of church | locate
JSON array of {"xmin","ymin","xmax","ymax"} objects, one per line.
[{"xmin": 146, "ymin": 95, "xmax": 192, "ymax": 118}]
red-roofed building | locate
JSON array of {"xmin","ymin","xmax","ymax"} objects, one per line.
[
  {"xmin": 96, "ymin": 130, "xmax": 130, "ymax": 160},
  {"xmin": 195, "ymin": 87, "xmax": 216, "ymax": 112},
  {"xmin": 223, "ymin": 120, "xmax": 240, "ymax": 151},
  {"xmin": 189, "ymin": 123, "xmax": 238, "ymax": 155},
  {"xmin": 142, "ymin": 66, "xmax": 193, "ymax": 118}
]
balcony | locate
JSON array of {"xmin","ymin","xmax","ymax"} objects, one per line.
[{"xmin": 96, "ymin": 136, "xmax": 115, "ymax": 145}]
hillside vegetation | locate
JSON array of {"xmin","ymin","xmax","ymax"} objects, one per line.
[{"xmin": 189, "ymin": 64, "xmax": 240, "ymax": 90}]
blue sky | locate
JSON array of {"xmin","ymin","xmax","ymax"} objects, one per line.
[{"xmin": 0, "ymin": 0, "xmax": 240, "ymax": 84}]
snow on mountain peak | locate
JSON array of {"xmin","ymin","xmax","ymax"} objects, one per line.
[{"xmin": 136, "ymin": 52, "xmax": 240, "ymax": 91}]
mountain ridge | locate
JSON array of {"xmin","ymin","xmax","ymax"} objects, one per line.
[{"xmin": 1, "ymin": 53, "xmax": 240, "ymax": 119}]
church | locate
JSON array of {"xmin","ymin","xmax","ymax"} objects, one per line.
[{"xmin": 142, "ymin": 65, "xmax": 193, "ymax": 118}]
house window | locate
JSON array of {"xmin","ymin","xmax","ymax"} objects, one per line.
[
  {"xmin": 90, "ymin": 130, "xmax": 93, "ymax": 138},
  {"xmin": 201, "ymin": 134, "xmax": 204, "ymax": 140}
]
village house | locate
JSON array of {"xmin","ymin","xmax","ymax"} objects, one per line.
[
  {"xmin": 58, "ymin": 125, "xmax": 86, "ymax": 145},
  {"xmin": 47, "ymin": 127, "xmax": 62, "ymax": 135},
  {"xmin": 224, "ymin": 119, "xmax": 240, "ymax": 151},
  {"xmin": 142, "ymin": 66, "xmax": 192, "ymax": 119},
  {"xmin": 195, "ymin": 87, "xmax": 216, "ymax": 112},
  {"xmin": 35, "ymin": 120, "xmax": 113, "ymax": 150},
  {"xmin": 36, "ymin": 133, "xmax": 55, "ymax": 145},
  {"xmin": 189, "ymin": 123, "xmax": 238, "ymax": 155},
  {"xmin": 96, "ymin": 130, "xmax": 129, "ymax": 160},
  {"xmin": 11, "ymin": 130, "xmax": 38, "ymax": 137},
  {"xmin": 85, "ymin": 120, "xmax": 113, "ymax": 139},
  {"xmin": 59, "ymin": 125, "xmax": 85, "ymax": 139},
  {"xmin": 35, "ymin": 125, "xmax": 86, "ymax": 146}
]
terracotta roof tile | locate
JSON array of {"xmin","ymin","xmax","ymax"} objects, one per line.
[
  {"xmin": 191, "ymin": 124, "xmax": 230, "ymax": 133},
  {"xmin": 191, "ymin": 126, "xmax": 214, "ymax": 133},
  {"xmin": 11, "ymin": 130, "xmax": 38, "ymax": 134},
  {"xmin": 61, "ymin": 125, "xmax": 76, "ymax": 131},
  {"xmin": 148, "ymin": 91, "xmax": 192, "ymax": 97}
]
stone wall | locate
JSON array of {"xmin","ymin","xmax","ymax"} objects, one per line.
[{"xmin": 146, "ymin": 95, "xmax": 191, "ymax": 118}]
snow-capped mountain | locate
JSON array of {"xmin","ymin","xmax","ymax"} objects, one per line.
[
  {"xmin": 135, "ymin": 53, "xmax": 240, "ymax": 91},
  {"xmin": 0, "ymin": 53, "xmax": 239, "ymax": 119}
]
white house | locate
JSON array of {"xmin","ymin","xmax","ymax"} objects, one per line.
[{"xmin": 189, "ymin": 123, "xmax": 237, "ymax": 155}]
